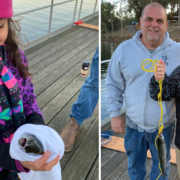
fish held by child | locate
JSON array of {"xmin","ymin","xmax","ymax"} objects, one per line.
[{"xmin": 19, "ymin": 135, "xmax": 44, "ymax": 155}]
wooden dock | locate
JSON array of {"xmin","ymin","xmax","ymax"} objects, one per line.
[
  {"xmin": 101, "ymin": 113, "xmax": 180, "ymax": 180},
  {"xmin": 24, "ymin": 16, "xmax": 99, "ymax": 180}
]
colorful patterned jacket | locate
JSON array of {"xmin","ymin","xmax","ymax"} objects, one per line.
[{"xmin": 0, "ymin": 47, "xmax": 44, "ymax": 179}]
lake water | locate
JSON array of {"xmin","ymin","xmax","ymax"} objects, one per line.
[
  {"xmin": 101, "ymin": 40, "xmax": 124, "ymax": 120},
  {"xmin": 13, "ymin": 0, "xmax": 99, "ymax": 42}
]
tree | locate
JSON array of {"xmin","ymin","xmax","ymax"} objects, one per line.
[
  {"xmin": 168, "ymin": 0, "xmax": 178, "ymax": 18},
  {"xmin": 127, "ymin": 0, "xmax": 170, "ymax": 20},
  {"xmin": 116, "ymin": 0, "xmax": 128, "ymax": 37},
  {"xmin": 101, "ymin": 1, "xmax": 120, "ymax": 37}
]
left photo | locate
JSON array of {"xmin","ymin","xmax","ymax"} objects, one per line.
[{"xmin": 0, "ymin": 0, "xmax": 99, "ymax": 180}]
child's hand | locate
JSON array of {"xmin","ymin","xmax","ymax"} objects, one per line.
[
  {"xmin": 20, "ymin": 151, "xmax": 60, "ymax": 171},
  {"xmin": 154, "ymin": 59, "xmax": 166, "ymax": 81}
]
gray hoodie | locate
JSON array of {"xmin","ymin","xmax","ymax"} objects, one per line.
[{"xmin": 106, "ymin": 31, "xmax": 180, "ymax": 131}]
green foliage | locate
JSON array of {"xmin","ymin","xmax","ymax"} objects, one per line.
[
  {"xmin": 127, "ymin": 0, "xmax": 170, "ymax": 20},
  {"xmin": 123, "ymin": 16, "xmax": 138, "ymax": 25},
  {"xmin": 101, "ymin": 0, "xmax": 179, "ymax": 37},
  {"xmin": 167, "ymin": 10, "xmax": 178, "ymax": 19},
  {"xmin": 101, "ymin": 2, "xmax": 121, "ymax": 33}
]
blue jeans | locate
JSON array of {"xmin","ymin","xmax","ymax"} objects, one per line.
[
  {"xmin": 124, "ymin": 123, "xmax": 175, "ymax": 180},
  {"xmin": 69, "ymin": 47, "xmax": 99, "ymax": 125}
]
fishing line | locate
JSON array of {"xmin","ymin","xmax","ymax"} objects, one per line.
[{"xmin": 141, "ymin": 59, "xmax": 164, "ymax": 180}]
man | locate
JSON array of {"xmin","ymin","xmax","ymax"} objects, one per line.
[
  {"xmin": 60, "ymin": 47, "xmax": 99, "ymax": 152},
  {"xmin": 106, "ymin": 2, "xmax": 180, "ymax": 180}
]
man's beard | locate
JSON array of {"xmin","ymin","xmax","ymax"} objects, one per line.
[{"xmin": 147, "ymin": 29, "xmax": 160, "ymax": 41}]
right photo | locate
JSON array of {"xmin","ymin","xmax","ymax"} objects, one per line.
[
  {"xmin": 0, "ymin": 0, "xmax": 99, "ymax": 180},
  {"xmin": 101, "ymin": 1, "xmax": 180, "ymax": 180}
]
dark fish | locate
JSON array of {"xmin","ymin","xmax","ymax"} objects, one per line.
[
  {"xmin": 19, "ymin": 135, "xmax": 44, "ymax": 155},
  {"xmin": 157, "ymin": 133, "xmax": 166, "ymax": 177}
]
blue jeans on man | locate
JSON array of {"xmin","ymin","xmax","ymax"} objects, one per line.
[
  {"xmin": 60, "ymin": 47, "xmax": 99, "ymax": 152},
  {"xmin": 125, "ymin": 123, "xmax": 175, "ymax": 180},
  {"xmin": 70, "ymin": 47, "xmax": 99, "ymax": 125}
]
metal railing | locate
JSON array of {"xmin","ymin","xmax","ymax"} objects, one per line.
[
  {"xmin": 101, "ymin": 59, "xmax": 124, "ymax": 98},
  {"xmin": 101, "ymin": 59, "xmax": 110, "ymax": 91},
  {"xmin": 101, "ymin": 59, "xmax": 110, "ymax": 64},
  {"xmin": 101, "ymin": 59, "xmax": 125, "ymax": 96},
  {"xmin": 14, "ymin": 0, "xmax": 98, "ymax": 49}
]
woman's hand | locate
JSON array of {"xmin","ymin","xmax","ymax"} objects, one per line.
[
  {"xmin": 20, "ymin": 151, "xmax": 60, "ymax": 171},
  {"xmin": 154, "ymin": 59, "xmax": 166, "ymax": 81}
]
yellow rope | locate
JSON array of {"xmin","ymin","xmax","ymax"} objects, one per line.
[
  {"xmin": 157, "ymin": 162, "xmax": 162, "ymax": 179},
  {"xmin": 141, "ymin": 59, "xmax": 164, "ymax": 180}
]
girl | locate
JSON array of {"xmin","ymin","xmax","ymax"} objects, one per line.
[
  {"xmin": 0, "ymin": 1, "xmax": 59, "ymax": 179},
  {"xmin": 149, "ymin": 59, "xmax": 180, "ymax": 177}
]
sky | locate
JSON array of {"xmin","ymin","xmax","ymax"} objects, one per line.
[
  {"xmin": 102, "ymin": 0, "xmax": 176, "ymax": 15},
  {"xmin": 103, "ymin": 0, "xmax": 128, "ymax": 12}
]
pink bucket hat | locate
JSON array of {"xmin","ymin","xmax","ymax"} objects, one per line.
[{"xmin": 0, "ymin": 0, "xmax": 13, "ymax": 19}]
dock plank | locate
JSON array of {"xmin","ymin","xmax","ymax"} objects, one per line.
[
  {"xmin": 101, "ymin": 114, "xmax": 178, "ymax": 180},
  {"xmin": 25, "ymin": 16, "xmax": 98, "ymax": 57},
  {"xmin": 27, "ymin": 27, "xmax": 85, "ymax": 64},
  {"xmin": 36, "ymin": 50, "xmax": 96, "ymax": 109},
  {"xmin": 176, "ymin": 175, "xmax": 180, "ymax": 180},
  {"xmin": 30, "ymin": 27, "xmax": 97, "ymax": 73},
  {"xmin": 145, "ymin": 158, "xmax": 153, "ymax": 179},
  {"xmin": 25, "ymin": 15, "xmax": 99, "ymax": 180},
  {"xmin": 41, "ymin": 70, "xmax": 93, "ymax": 124},
  {"xmin": 119, "ymin": 170, "xmax": 129, "ymax": 180},
  {"xmin": 169, "ymin": 164, "xmax": 179, "ymax": 180},
  {"xmin": 101, "ymin": 149, "xmax": 118, "ymax": 167},
  {"xmin": 62, "ymin": 116, "xmax": 98, "ymax": 180},
  {"xmin": 104, "ymin": 156, "xmax": 128, "ymax": 180},
  {"xmin": 33, "ymin": 40, "xmax": 98, "ymax": 94},
  {"xmin": 32, "ymin": 32, "xmax": 98, "ymax": 86},
  {"xmin": 101, "ymin": 152, "xmax": 127, "ymax": 179},
  {"xmin": 59, "ymin": 105, "xmax": 99, "ymax": 169},
  {"xmin": 86, "ymin": 155, "xmax": 99, "ymax": 180}
]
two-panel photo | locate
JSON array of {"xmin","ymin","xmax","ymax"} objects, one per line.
[{"xmin": 0, "ymin": 0, "xmax": 179, "ymax": 180}]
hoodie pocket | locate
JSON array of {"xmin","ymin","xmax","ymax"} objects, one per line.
[
  {"xmin": 164, "ymin": 99, "xmax": 176, "ymax": 123},
  {"xmin": 162, "ymin": 101, "xmax": 168, "ymax": 120}
]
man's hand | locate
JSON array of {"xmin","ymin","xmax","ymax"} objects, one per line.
[
  {"xmin": 111, "ymin": 116, "xmax": 125, "ymax": 133},
  {"xmin": 20, "ymin": 151, "xmax": 60, "ymax": 171},
  {"xmin": 154, "ymin": 59, "xmax": 166, "ymax": 81}
]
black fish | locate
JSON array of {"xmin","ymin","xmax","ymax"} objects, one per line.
[
  {"xmin": 19, "ymin": 135, "xmax": 44, "ymax": 155},
  {"xmin": 157, "ymin": 133, "xmax": 166, "ymax": 177}
]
